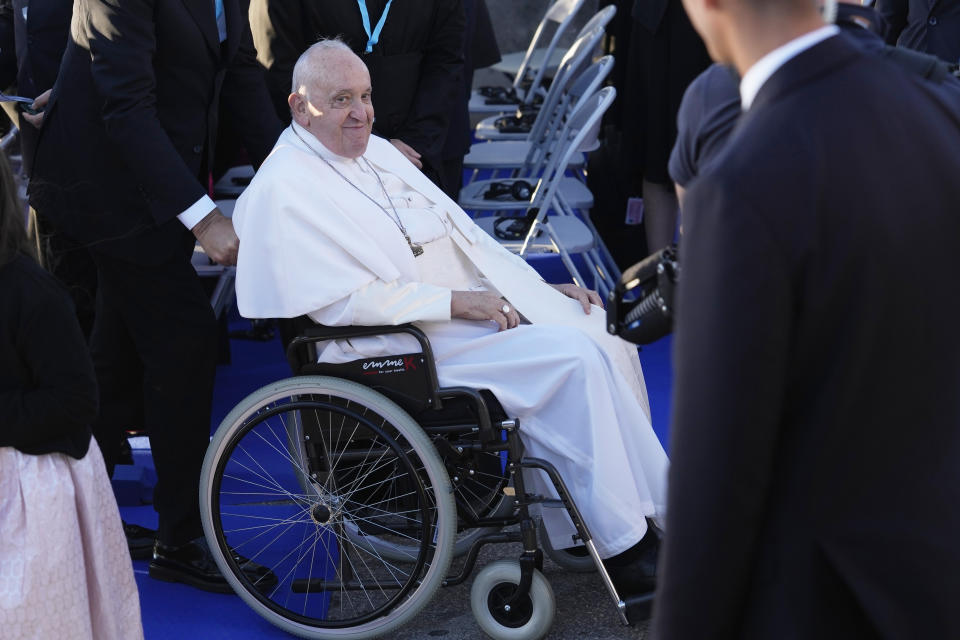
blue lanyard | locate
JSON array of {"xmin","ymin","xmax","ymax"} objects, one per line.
[{"xmin": 357, "ymin": 0, "xmax": 393, "ymax": 53}]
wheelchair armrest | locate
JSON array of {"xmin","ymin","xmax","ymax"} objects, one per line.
[{"xmin": 285, "ymin": 323, "xmax": 442, "ymax": 409}]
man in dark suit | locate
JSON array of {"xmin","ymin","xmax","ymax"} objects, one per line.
[
  {"xmin": 0, "ymin": 0, "xmax": 100, "ymax": 337},
  {"xmin": 653, "ymin": 0, "xmax": 960, "ymax": 637},
  {"xmin": 0, "ymin": 0, "xmax": 71, "ymax": 169},
  {"xmin": 248, "ymin": 0, "xmax": 464, "ymax": 193},
  {"xmin": 878, "ymin": 0, "xmax": 960, "ymax": 63},
  {"xmin": 29, "ymin": 0, "xmax": 282, "ymax": 592}
]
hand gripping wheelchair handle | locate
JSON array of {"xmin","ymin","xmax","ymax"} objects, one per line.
[
  {"xmin": 285, "ymin": 323, "xmax": 444, "ymax": 410},
  {"xmin": 605, "ymin": 245, "xmax": 680, "ymax": 345}
]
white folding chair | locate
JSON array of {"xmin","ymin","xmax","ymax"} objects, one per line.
[
  {"xmin": 463, "ymin": 26, "xmax": 606, "ymax": 182},
  {"xmin": 472, "ymin": 86, "xmax": 619, "ymax": 295},
  {"xmin": 469, "ymin": 0, "xmax": 588, "ymax": 115},
  {"xmin": 462, "ymin": 56, "xmax": 614, "ymax": 211},
  {"xmin": 474, "ymin": 52, "xmax": 614, "ymax": 147},
  {"xmin": 472, "ymin": 5, "xmax": 617, "ymax": 142}
]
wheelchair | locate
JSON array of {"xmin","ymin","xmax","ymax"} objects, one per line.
[{"xmin": 199, "ymin": 321, "xmax": 645, "ymax": 639}]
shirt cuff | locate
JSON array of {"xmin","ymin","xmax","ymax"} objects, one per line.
[{"xmin": 178, "ymin": 195, "xmax": 217, "ymax": 230}]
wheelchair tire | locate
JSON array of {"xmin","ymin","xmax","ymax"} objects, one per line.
[
  {"xmin": 200, "ymin": 376, "xmax": 456, "ymax": 639},
  {"xmin": 470, "ymin": 560, "xmax": 556, "ymax": 640},
  {"xmin": 538, "ymin": 525, "xmax": 597, "ymax": 574}
]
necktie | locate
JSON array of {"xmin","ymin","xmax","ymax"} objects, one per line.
[{"xmin": 214, "ymin": 0, "xmax": 226, "ymax": 42}]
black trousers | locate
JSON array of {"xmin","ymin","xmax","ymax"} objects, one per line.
[{"xmin": 90, "ymin": 230, "xmax": 217, "ymax": 547}]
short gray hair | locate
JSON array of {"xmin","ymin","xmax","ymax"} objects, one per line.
[{"xmin": 291, "ymin": 37, "xmax": 355, "ymax": 99}]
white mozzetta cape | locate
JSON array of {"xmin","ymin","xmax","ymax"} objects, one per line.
[{"xmin": 232, "ymin": 126, "xmax": 593, "ymax": 329}]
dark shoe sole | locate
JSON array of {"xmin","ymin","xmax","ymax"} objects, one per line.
[{"xmin": 148, "ymin": 562, "xmax": 235, "ymax": 594}]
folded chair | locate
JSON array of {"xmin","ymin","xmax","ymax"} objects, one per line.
[
  {"xmin": 471, "ymin": 86, "xmax": 620, "ymax": 297},
  {"xmin": 461, "ymin": 55, "xmax": 614, "ymax": 213},
  {"xmin": 469, "ymin": 0, "xmax": 589, "ymax": 115},
  {"xmin": 472, "ymin": 5, "xmax": 617, "ymax": 142},
  {"xmin": 463, "ymin": 25, "xmax": 606, "ymax": 182}
]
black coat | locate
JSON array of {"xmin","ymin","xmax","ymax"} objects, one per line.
[
  {"xmin": 0, "ymin": 254, "xmax": 96, "ymax": 458},
  {"xmin": 877, "ymin": 0, "xmax": 960, "ymax": 62},
  {"xmin": 655, "ymin": 34, "xmax": 960, "ymax": 639},
  {"xmin": 249, "ymin": 0, "xmax": 464, "ymax": 177},
  {"xmin": 0, "ymin": 0, "xmax": 72, "ymax": 174},
  {"xmin": 29, "ymin": 0, "xmax": 281, "ymax": 263}
]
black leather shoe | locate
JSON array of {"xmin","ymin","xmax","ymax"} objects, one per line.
[
  {"xmin": 602, "ymin": 519, "xmax": 662, "ymax": 622},
  {"xmin": 149, "ymin": 537, "xmax": 278, "ymax": 594},
  {"xmin": 123, "ymin": 521, "xmax": 157, "ymax": 560}
]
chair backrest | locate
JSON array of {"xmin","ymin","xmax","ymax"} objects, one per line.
[
  {"xmin": 521, "ymin": 85, "xmax": 617, "ymax": 253},
  {"xmin": 574, "ymin": 4, "xmax": 617, "ymax": 41},
  {"xmin": 518, "ymin": 25, "xmax": 606, "ymax": 174},
  {"xmin": 512, "ymin": 0, "xmax": 589, "ymax": 102},
  {"xmin": 523, "ymin": 25, "xmax": 605, "ymax": 150},
  {"xmin": 552, "ymin": 54, "xmax": 615, "ymax": 150}
]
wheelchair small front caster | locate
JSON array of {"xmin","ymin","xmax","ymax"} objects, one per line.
[
  {"xmin": 539, "ymin": 526, "xmax": 596, "ymax": 574},
  {"xmin": 470, "ymin": 560, "xmax": 555, "ymax": 640}
]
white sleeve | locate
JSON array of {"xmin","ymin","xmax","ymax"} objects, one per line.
[
  {"xmin": 308, "ymin": 279, "xmax": 452, "ymax": 326},
  {"xmin": 178, "ymin": 195, "xmax": 217, "ymax": 229}
]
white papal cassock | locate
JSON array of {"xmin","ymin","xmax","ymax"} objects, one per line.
[{"xmin": 232, "ymin": 124, "xmax": 668, "ymax": 557}]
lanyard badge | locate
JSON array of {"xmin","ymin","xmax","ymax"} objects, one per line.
[{"xmin": 357, "ymin": 0, "xmax": 394, "ymax": 53}]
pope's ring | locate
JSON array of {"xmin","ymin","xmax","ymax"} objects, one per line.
[{"xmin": 501, "ymin": 304, "xmax": 511, "ymax": 314}]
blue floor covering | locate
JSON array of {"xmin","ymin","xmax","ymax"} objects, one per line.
[{"xmin": 118, "ymin": 254, "xmax": 674, "ymax": 639}]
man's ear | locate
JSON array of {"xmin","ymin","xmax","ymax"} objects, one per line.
[{"xmin": 288, "ymin": 92, "xmax": 308, "ymax": 125}]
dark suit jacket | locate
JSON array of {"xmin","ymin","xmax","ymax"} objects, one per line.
[
  {"xmin": 0, "ymin": 0, "xmax": 72, "ymax": 173},
  {"xmin": 249, "ymin": 0, "xmax": 464, "ymax": 177},
  {"xmin": 655, "ymin": 34, "xmax": 960, "ymax": 639},
  {"xmin": 877, "ymin": 0, "xmax": 960, "ymax": 62},
  {"xmin": 29, "ymin": 0, "xmax": 281, "ymax": 263}
]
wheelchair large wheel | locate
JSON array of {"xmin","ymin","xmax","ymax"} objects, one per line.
[{"xmin": 200, "ymin": 376, "xmax": 456, "ymax": 639}]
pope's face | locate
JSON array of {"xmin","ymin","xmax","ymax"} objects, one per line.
[{"xmin": 294, "ymin": 53, "xmax": 375, "ymax": 158}]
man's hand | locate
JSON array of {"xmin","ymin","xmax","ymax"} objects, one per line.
[
  {"xmin": 22, "ymin": 89, "xmax": 52, "ymax": 129},
  {"xmin": 451, "ymin": 291, "xmax": 520, "ymax": 331},
  {"xmin": 192, "ymin": 209, "xmax": 238, "ymax": 266},
  {"xmin": 551, "ymin": 283, "xmax": 603, "ymax": 314},
  {"xmin": 390, "ymin": 138, "xmax": 423, "ymax": 169}
]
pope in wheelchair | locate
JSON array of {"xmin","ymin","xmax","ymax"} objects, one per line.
[{"xmin": 218, "ymin": 38, "xmax": 669, "ymax": 639}]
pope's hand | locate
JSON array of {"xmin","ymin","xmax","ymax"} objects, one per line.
[
  {"xmin": 550, "ymin": 283, "xmax": 603, "ymax": 314},
  {"xmin": 390, "ymin": 138, "xmax": 423, "ymax": 169},
  {"xmin": 192, "ymin": 209, "xmax": 238, "ymax": 266},
  {"xmin": 451, "ymin": 291, "xmax": 520, "ymax": 331}
]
